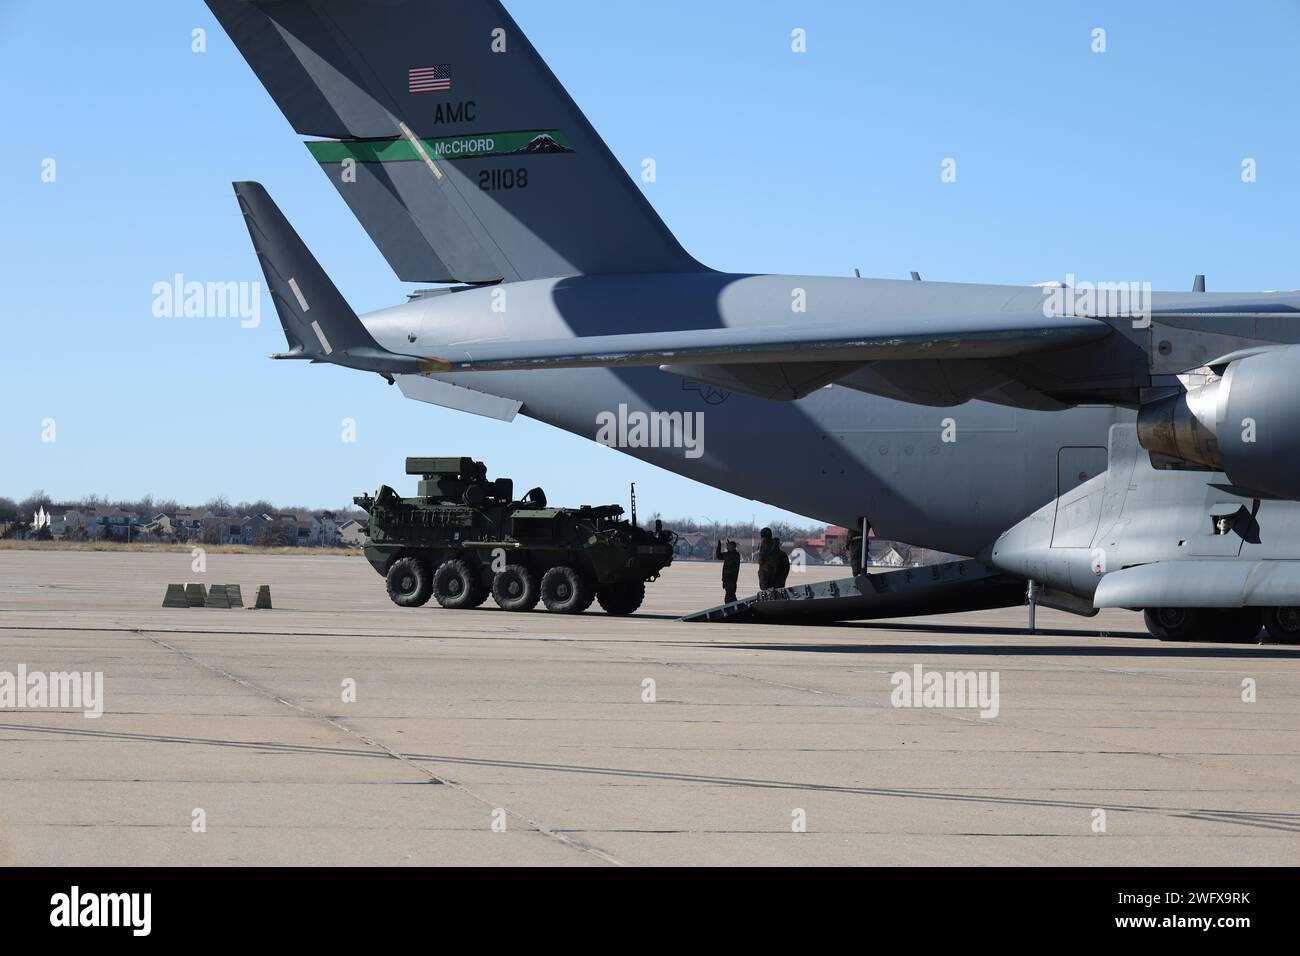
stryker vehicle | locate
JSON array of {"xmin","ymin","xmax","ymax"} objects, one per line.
[{"xmin": 354, "ymin": 457, "xmax": 676, "ymax": 615}]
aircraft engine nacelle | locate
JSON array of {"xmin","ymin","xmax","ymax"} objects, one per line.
[{"xmin": 1137, "ymin": 345, "xmax": 1300, "ymax": 500}]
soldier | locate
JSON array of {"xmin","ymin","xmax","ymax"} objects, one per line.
[
  {"xmin": 715, "ymin": 539, "xmax": 741, "ymax": 603},
  {"xmin": 772, "ymin": 537, "xmax": 791, "ymax": 589},
  {"xmin": 757, "ymin": 527, "xmax": 776, "ymax": 590}
]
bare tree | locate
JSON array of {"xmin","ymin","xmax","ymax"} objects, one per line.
[{"xmin": 203, "ymin": 495, "xmax": 232, "ymax": 517}]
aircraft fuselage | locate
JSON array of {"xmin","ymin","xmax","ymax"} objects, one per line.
[{"xmin": 348, "ymin": 272, "xmax": 1245, "ymax": 554}]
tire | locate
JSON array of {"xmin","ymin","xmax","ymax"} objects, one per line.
[
  {"xmin": 492, "ymin": 564, "xmax": 540, "ymax": 612},
  {"xmin": 541, "ymin": 566, "xmax": 592, "ymax": 614},
  {"xmin": 1262, "ymin": 606, "xmax": 1300, "ymax": 644},
  {"xmin": 385, "ymin": 556, "xmax": 432, "ymax": 608},
  {"xmin": 1143, "ymin": 607, "xmax": 1210, "ymax": 642},
  {"xmin": 431, "ymin": 558, "xmax": 481, "ymax": 610},
  {"xmin": 597, "ymin": 581, "xmax": 645, "ymax": 616},
  {"xmin": 1208, "ymin": 608, "xmax": 1263, "ymax": 644}
]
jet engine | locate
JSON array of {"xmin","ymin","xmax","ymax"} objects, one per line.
[{"xmin": 1137, "ymin": 345, "xmax": 1300, "ymax": 500}]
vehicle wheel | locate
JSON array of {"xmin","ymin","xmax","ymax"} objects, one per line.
[
  {"xmin": 597, "ymin": 581, "xmax": 645, "ymax": 616},
  {"xmin": 492, "ymin": 564, "xmax": 540, "ymax": 612},
  {"xmin": 1143, "ymin": 607, "xmax": 1210, "ymax": 642},
  {"xmin": 1262, "ymin": 606, "xmax": 1300, "ymax": 644},
  {"xmin": 541, "ymin": 566, "xmax": 592, "ymax": 614},
  {"xmin": 386, "ymin": 557, "xmax": 432, "ymax": 608},
  {"xmin": 431, "ymin": 559, "xmax": 480, "ymax": 610},
  {"xmin": 1209, "ymin": 608, "xmax": 1263, "ymax": 643}
]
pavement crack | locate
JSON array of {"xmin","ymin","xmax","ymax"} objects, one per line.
[{"xmin": 141, "ymin": 632, "xmax": 625, "ymax": 866}]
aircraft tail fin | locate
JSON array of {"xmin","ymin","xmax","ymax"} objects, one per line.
[
  {"xmin": 233, "ymin": 181, "xmax": 423, "ymax": 374},
  {"xmin": 208, "ymin": 0, "xmax": 704, "ymax": 284}
]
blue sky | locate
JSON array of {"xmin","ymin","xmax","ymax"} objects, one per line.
[{"xmin": 2, "ymin": 0, "xmax": 1298, "ymax": 521}]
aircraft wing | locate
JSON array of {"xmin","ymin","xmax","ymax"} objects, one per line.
[{"xmin": 416, "ymin": 314, "xmax": 1110, "ymax": 373}]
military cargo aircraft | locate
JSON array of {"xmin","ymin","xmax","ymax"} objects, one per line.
[{"xmin": 207, "ymin": 0, "xmax": 1300, "ymax": 642}]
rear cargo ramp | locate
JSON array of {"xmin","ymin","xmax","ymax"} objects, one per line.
[{"xmin": 680, "ymin": 559, "xmax": 1025, "ymax": 623}]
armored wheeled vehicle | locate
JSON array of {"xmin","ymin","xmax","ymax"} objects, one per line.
[{"xmin": 354, "ymin": 457, "xmax": 676, "ymax": 616}]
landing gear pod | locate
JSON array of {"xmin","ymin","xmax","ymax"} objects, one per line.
[{"xmin": 993, "ymin": 422, "xmax": 1300, "ymax": 646}]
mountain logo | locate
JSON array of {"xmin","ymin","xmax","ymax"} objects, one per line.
[{"xmin": 511, "ymin": 133, "xmax": 576, "ymax": 155}]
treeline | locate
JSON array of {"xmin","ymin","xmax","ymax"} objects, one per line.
[
  {"xmin": 0, "ymin": 491, "xmax": 366, "ymax": 523},
  {"xmin": 1, "ymin": 493, "xmax": 818, "ymax": 542},
  {"xmin": 644, "ymin": 513, "xmax": 830, "ymax": 543}
]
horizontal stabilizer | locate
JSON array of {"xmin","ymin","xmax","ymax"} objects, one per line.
[{"xmin": 233, "ymin": 181, "xmax": 424, "ymax": 373}]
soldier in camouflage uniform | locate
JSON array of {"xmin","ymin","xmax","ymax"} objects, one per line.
[
  {"xmin": 757, "ymin": 528, "xmax": 776, "ymax": 590},
  {"xmin": 771, "ymin": 537, "xmax": 791, "ymax": 589},
  {"xmin": 715, "ymin": 539, "xmax": 741, "ymax": 603}
]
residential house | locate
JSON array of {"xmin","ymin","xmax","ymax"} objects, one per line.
[
  {"xmin": 822, "ymin": 525, "xmax": 850, "ymax": 562},
  {"xmin": 283, "ymin": 512, "xmax": 319, "ymax": 546},
  {"xmin": 61, "ymin": 508, "xmax": 100, "ymax": 540},
  {"xmin": 673, "ymin": 532, "xmax": 716, "ymax": 561},
  {"xmin": 170, "ymin": 510, "xmax": 212, "ymax": 542},
  {"xmin": 316, "ymin": 511, "xmax": 340, "ymax": 546},
  {"xmin": 98, "ymin": 509, "xmax": 143, "ymax": 541},
  {"xmin": 790, "ymin": 543, "xmax": 824, "ymax": 565},
  {"xmin": 338, "ymin": 518, "xmax": 367, "ymax": 546},
  {"xmin": 140, "ymin": 513, "xmax": 175, "ymax": 540},
  {"xmin": 869, "ymin": 545, "xmax": 906, "ymax": 568}
]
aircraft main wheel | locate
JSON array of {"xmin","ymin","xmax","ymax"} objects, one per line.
[
  {"xmin": 1143, "ymin": 607, "xmax": 1209, "ymax": 642},
  {"xmin": 431, "ymin": 559, "xmax": 481, "ymax": 610},
  {"xmin": 492, "ymin": 564, "xmax": 540, "ymax": 612},
  {"xmin": 541, "ymin": 566, "xmax": 591, "ymax": 614},
  {"xmin": 597, "ymin": 581, "xmax": 645, "ymax": 616},
  {"xmin": 1209, "ymin": 608, "xmax": 1263, "ymax": 644},
  {"xmin": 386, "ymin": 557, "xmax": 432, "ymax": 608},
  {"xmin": 1262, "ymin": 606, "xmax": 1300, "ymax": 644}
]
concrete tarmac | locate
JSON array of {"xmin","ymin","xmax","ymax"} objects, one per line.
[{"xmin": 0, "ymin": 549, "xmax": 1297, "ymax": 866}]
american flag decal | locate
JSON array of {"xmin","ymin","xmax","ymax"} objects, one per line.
[{"xmin": 408, "ymin": 64, "xmax": 452, "ymax": 94}]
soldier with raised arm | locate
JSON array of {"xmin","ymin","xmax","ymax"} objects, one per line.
[{"xmin": 716, "ymin": 539, "xmax": 741, "ymax": 604}]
